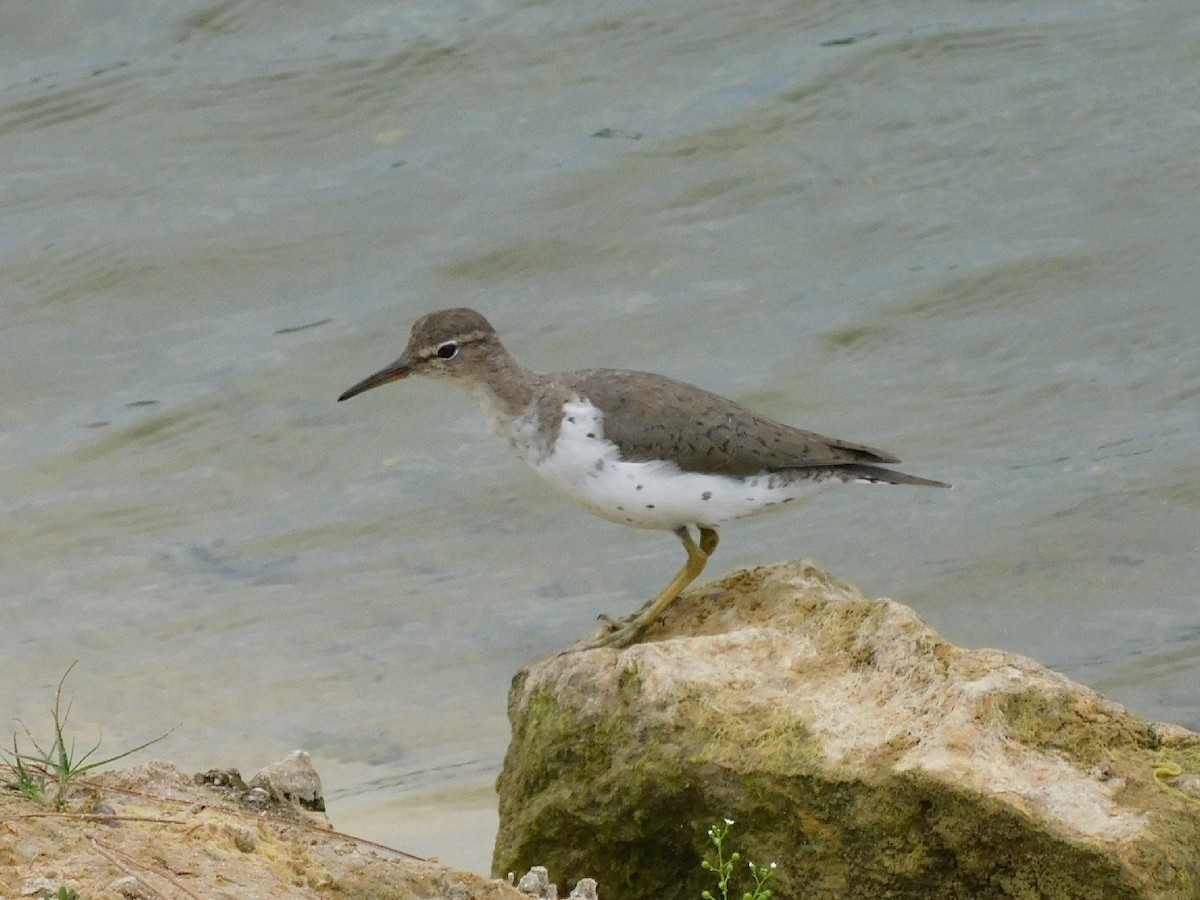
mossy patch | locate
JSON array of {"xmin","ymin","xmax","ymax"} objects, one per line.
[{"xmin": 996, "ymin": 686, "xmax": 1161, "ymax": 765}]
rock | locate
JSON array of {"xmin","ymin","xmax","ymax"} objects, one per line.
[
  {"xmin": 110, "ymin": 874, "xmax": 143, "ymax": 897},
  {"xmin": 494, "ymin": 560, "xmax": 1200, "ymax": 899},
  {"xmin": 249, "ymin": 749, "xmax": 324, "ymax": 811},
  {"xmin": 244, "ymin": 786, "xmax": 271, "ymax": 809},
  {"xmin": 193, "ymin": 757, "xmax": 322, "ymax": 820},
  {"xmin": 193, "ymin": 767, "xmax": 249, "ymax": 792},
  {"xmin": 19, "ymin": 877, "xmax": 59, "ymax": 896},
  {"xmin": 566, "ymin": 878, "xmax": 598, "ymax": 900},
  {"xmin": 515, "ymin": 866, "xmax": 556, "ymax": 898},
  {"xmin": 228, "ymin": 824, "xmax": 258, "ymax": 853},
  {"xmin": 510, "ymin": 866, "xmax": 598, "ymax": 899}
]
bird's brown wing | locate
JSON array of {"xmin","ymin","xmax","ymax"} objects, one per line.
[{"xmin": 569, "ymin": 369, "xmax": 900, "ymax": 477}]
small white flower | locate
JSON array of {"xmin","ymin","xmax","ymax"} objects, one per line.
[
  {"xmin": 770, "ymin": 862, "xmax": 778, "ymax": 869},
  {"xmin": 723, "ymin": 817, "xmax": 735, "ymax": 825}
]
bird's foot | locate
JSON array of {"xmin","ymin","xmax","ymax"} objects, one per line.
[
  {"xmin": 571, "ymin": 617, "xmax": 649, "ymax": 652},
  {"xmin": 572, "ymin": 600, "xmax": 657, "ymax": 650},
  {"xmin": 595, "ymin": 605, "xmax": 644, "ymax": 629}
]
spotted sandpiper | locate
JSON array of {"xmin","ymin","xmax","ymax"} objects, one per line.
[{"xmin": 338, "ymin": 308, "xmax": 948, "ymax": 649}]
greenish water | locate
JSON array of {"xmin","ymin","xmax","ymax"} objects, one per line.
[{"xmin": 3, "ymin": 0, "xmax": 1199, "ymax": 873}]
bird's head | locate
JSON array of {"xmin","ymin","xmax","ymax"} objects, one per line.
[{"xmin": 338, "ymin": 307, "xmax": 504, "ymax": 401}]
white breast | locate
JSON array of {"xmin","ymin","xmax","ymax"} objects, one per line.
[{"xmin": 518, "ymin": 398, "xmax": 831, "ymax": 531}]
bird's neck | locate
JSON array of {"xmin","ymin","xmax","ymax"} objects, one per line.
[{"xmin": 466, "ymin": 350, "xmax": 549, "ymax": 444}]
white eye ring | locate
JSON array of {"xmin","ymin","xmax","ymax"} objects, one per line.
[{"xmin": 436, "ymin": 341, "xmax": 459, "ymax": 359}]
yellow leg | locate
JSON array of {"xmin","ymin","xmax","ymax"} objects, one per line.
[{"xmin": 578, "ymin": 525, "xmax": 719, "ymax": 650}]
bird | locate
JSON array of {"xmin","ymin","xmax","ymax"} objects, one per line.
[{"xmin": 338, "ymin": 308, "xmax": 948, "ymax": 649}]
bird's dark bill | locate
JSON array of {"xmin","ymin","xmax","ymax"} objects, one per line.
[{"xmin": 338, "ymin": 356, "xmax": 411, "ymax": 401}]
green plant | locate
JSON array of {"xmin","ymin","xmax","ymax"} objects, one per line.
[
  {"xmin": 45, "ymin": 888, "xmax": 79, "ymax": 900},
  {"xmin": 6, "ymin": 732, "xmax": 51, "ymax": 804},
  {"xmin": 700, "ymin": 819, "xmax": 777, "ymax": 900},
  {"xmin": 2, "ymin": 662, "xmax": 177, "ymax": 811}
]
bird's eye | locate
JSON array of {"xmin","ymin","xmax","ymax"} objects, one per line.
[{"xmin": 436, "ymin": 341, "xmax": 459, "ymax": 359}]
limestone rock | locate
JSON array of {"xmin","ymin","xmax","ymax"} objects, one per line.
[
  {"xmin": 494, "ymin": 560, "xmax": 1200, "ymax": 899},
  {"xmin": 515, "ymin": 866, "xmax": 556, "ymax": 898},
  {"xmin": 511, "ymin": 866, "xmax": 599, "ymax": 899},
  {"xmin": 566, "ymin": 877, "xmax": 599, "ymax": 899},
  {"xmin": 249, "ymin": 749, "xmax": 325, "ymax": 811}
]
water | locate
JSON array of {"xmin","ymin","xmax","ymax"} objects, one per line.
[{"xmin": 3, "ymin": 0, "xmax": 1199, "ymax": 874}]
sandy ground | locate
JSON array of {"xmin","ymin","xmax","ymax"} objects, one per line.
[{"xmin": 1, "ymin": 759, "xmax": 528, "ymax": 900}]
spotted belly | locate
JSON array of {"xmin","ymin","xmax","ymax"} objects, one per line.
[{"xmin": 522, "ymin": 399, "xmax": 834, "ymax": 531}]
